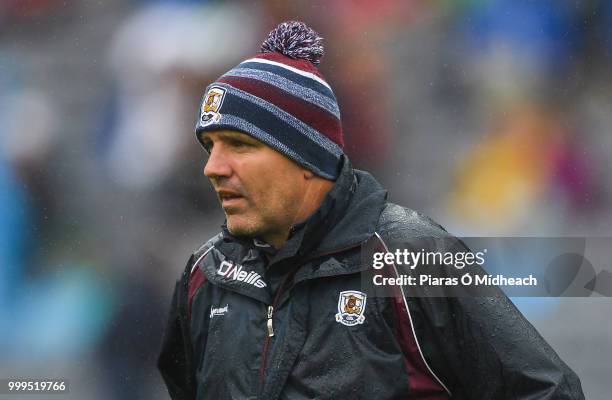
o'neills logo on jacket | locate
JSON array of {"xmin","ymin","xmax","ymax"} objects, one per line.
[{"xmin": 216, "ymin": 260, "xmax": 267, "ymax": 289}]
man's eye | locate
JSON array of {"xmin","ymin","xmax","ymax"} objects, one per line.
[
  {"xmin": 202, "ymin": 140, "xmax": 213, "ymax": 153},
  {"xmin": 229, "ymin": 140, "xmax": 250, "ymax": 149}
]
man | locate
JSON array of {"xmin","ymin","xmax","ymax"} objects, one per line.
[{"xmin": 158, "ymin": 21, "xmax": 584, "ymax": 399}]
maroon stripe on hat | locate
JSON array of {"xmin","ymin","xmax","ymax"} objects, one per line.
[
  {"xmin": 218, "ymin": 75, "xmax": 343, "ymax": 147},
  {"xmin": 188, "ymin": 266, "xmax": 207, "ymax": 319},
  {"xmin": 254, "ymin": 51, "xmax": 327, "ymax": 80}
]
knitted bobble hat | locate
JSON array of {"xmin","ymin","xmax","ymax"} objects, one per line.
[{"xmin": 195, "ymin": 21, "xmax": 344, "ymax": 180}]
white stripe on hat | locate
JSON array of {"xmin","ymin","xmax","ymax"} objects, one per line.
[{"xmin": 243, "ymin": 57, "xmax": 332, "ymax": 91}]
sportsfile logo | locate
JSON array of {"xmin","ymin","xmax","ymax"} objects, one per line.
[{"xmin": 216, "ymin": 260, "xmax": 267, "ymax": 289}]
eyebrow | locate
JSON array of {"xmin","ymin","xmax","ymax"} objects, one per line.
[{"xmin": 211, "ymin": 131, "xmax": 261, "ymax": 144}]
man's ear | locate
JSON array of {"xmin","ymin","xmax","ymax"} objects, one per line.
[{"xmin": 303, "ymin": 169, "xmax": 315, "ymax": 180}]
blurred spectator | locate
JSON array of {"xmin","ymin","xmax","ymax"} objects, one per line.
[
  {"xmin": 446, "ymin": 101, "xmax": 599, "ymax": 234},
  {"xmin": 0, "ymin": 159, "xmax": 29, "ymax": 344},
  {"xmin": 0, "ymin": 60, "xmax": 114, "ymax": 372},
  {"xmin": 103, "ymin": 1, "xmax": 260, "ymax": 189}
]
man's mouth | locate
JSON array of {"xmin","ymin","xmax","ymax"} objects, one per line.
[{"xmin": 217, "ymin": 190, "xmax": 245, "ymax": 207}]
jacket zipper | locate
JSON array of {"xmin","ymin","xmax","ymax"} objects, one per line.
[
  {"xmin": 258, "ymin": 268, "xmax": 297, "ymax": 387},
  {"xmin": 266, "ymin": 306, "xmax": 274, "ymax": 337}
]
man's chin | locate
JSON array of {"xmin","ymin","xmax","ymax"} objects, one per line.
[{"xmin": 226, "ymin": 217, "xmax": 259, "ymax": 238}]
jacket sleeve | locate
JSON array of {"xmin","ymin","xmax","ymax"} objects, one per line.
[
  {"xmin": 158, "ymin": 256, "xmax": 197, "ymax": 400},
  {"xmin": 400, "ymin": 238, "xmax": 586, "ymax": 400},
  {"xmin": 409, "ymin": 293, "xmax": 584, "ymax": 399}
]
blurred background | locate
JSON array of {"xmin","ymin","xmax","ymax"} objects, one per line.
[{"xmin": 0, "ymin": 0, "xmax": 610, "ymax": 398}]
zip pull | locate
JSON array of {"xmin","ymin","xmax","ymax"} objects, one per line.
[{"xmin": 266, "ymin": 306, "xmax": 274, "ymax": 337}]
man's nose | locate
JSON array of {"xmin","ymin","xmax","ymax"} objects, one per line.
[{"xmin": 203, "ymin": 144, "xmax": 232, "ymax": 179}]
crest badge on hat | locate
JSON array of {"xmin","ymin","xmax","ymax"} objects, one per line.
[
  {"xmin": 200, "ymin": 86, "xmax": 226, "ymax": 126},
  {"xmin": 335, "ymin": 290, "xmax": 367, "ymax": 326}
]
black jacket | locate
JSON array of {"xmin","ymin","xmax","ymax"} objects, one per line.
[{"xmin": 158, "ymin": 157, "xmax": 584, "ymax": 400}]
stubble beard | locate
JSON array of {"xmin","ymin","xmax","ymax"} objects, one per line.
[{"xmin": 225, "ymin": 197, "xmax": 296, "ymax": 245}]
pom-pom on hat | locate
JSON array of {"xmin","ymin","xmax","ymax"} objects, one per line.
[{"xmin": 195, "ymin": 21, "xmax": 344, "ymax": 180}]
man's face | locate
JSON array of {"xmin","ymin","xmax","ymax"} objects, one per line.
[{"xmin": 201, "ymin": 130, "xmax": 309, "ymax": 243}]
